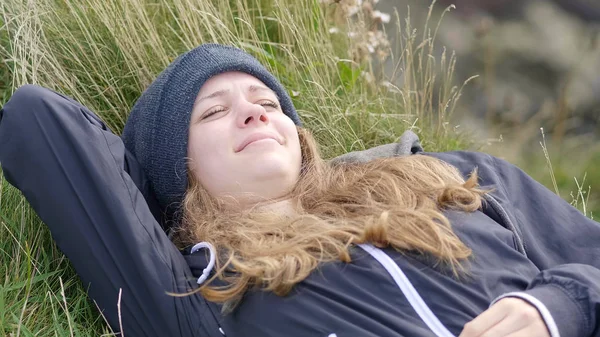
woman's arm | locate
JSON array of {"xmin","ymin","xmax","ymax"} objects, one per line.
[
  {"xmin": 429, "ymin": 150, "xmax": 600, "ymax": 337},
  {"xmin": 0, "ymin": 85, "xmax": 222, "ymax": 337}
]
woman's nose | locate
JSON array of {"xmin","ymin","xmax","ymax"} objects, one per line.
[{"xmin": 237, "ymin": 101, "xmax": 269, "ymax": 127}]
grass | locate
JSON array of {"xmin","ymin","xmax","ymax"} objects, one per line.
[
  {"xmin": 0, "ymin": 0, "xmax": 596, "ymax": 335},
  {"xmin": 0, "ymin": 0, "xmax": 473, "ymax": 334},
  {"xmin": 498, "ymin": 132, "xmax": 600, "ymax": 219}
]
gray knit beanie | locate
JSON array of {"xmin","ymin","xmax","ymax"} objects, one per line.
[{"xmin": 121, "ymin": 43, "xmax": 302, "ymax": 219}]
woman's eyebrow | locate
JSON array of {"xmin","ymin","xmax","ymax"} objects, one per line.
[
  {"xmin": 195, "ymin": 85, "xmax": 278, "ymax": 106},
  {"xmin": 248, "ymin": 84, "xmax": 277, "ymax": 97},
  {"xmin": 195, "ymin": 89, "xmax": 229, "ymax": 105}
]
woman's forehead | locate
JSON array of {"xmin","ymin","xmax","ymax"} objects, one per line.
[{"xmin": 199, "ymin": 71, "xmax": 267, "ymax": 92}]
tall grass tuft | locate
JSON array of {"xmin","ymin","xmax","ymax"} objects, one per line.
[{"xmin": 0, "ymin": 0, "xmax": 471, "ymax": 334}]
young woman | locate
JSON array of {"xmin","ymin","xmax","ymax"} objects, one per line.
[{"xmin": 1, "ymin": 43, "xmax": 600, "ymax": 337}]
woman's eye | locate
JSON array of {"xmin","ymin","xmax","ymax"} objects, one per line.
[
  {"xmin": 259, "ymin": 101, "xmax": 279, "ymax": 109},
  {"xmin": 201, "ymin": 108, "xmax": 225, "ymax": 120}
]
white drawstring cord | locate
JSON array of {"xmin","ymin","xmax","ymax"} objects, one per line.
[
  {"xmin": 190, "ymin": 242, "xmax": 216, "ymax": 285},
  {"xmin": 189, "ymin": 243, "xmax": 225, "ymax": 336}
]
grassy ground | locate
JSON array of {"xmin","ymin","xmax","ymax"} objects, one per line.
[
  {"xmin": 488, "ymin": 135, "xmax": 600, "ymax": 220},
  {"xmin": 0, "ymin": 0, "xmax": 595, "ymax": 335},
  {"xmin": 0, "ymin": 0, "xmax": 472, "ymax": 334}
]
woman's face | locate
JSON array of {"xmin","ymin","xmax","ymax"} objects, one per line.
[{"xmin": 188, "ymin": 72, "xmax": 302, "ymax": 206}]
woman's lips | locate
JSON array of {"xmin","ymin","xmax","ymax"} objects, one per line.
[{"xmin": 235, "ymin": 132, "xmax": 281, "ymax": 152}]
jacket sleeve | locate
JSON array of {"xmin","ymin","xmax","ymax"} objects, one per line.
[
  {"xmin": 0, "ymin": 85, "xmax": 222, "ymax": 337},
  {"xmin": 429, "ymin": 150, "xmax": 600, "ymax": 337}
]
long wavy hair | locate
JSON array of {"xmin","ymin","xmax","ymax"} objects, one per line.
[{"xmin": 173, "ymin": 127, "xmax": 484, "ymax": 307}]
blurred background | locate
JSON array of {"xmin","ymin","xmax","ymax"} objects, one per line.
[
  {"xmin": 377, "ymin": 0, "xmax": 600, "ymax": 216},
  {"xmin": 2, "ymin": 1, "xmax": 597, "ymax": 333}
]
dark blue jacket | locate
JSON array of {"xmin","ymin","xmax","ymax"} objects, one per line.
[
  {"xmin": 2, "ymin": 85, "xmax": 600, "ymax": 337},
  {"xmin": 186, "ymin": 149, "xmax": 600, "ymax": 337}
]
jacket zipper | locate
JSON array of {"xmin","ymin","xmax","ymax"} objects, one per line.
[{"xmin": 358, "ymin": 244, "xmax": 455, "ymax": 337}]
